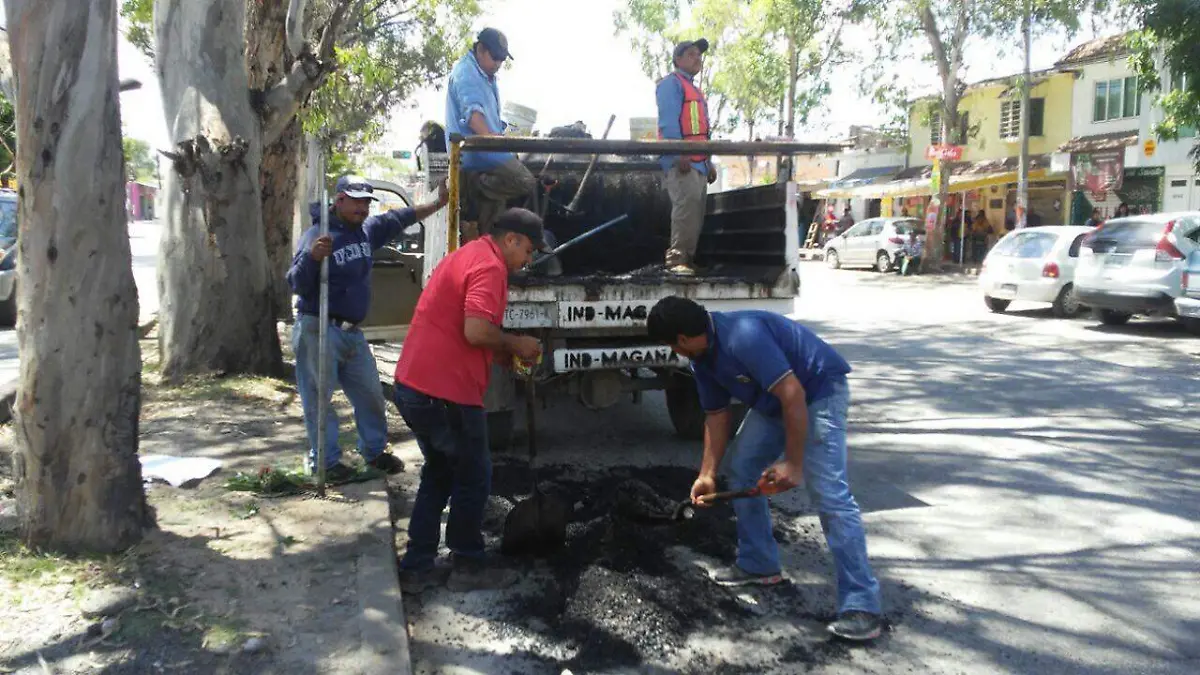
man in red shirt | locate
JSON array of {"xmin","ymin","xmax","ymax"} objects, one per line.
[{"xmin": 393, "ymin": 207, "xmax": 545, "ymax": 592}]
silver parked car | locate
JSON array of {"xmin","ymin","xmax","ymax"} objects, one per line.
[
  {"xmin": 1074, "ymin": 212, "xmax": 1200, "ymax": 327},
  {"xmin": 825, "ymin": 217, "xmax": 922, "ymax": 272}
]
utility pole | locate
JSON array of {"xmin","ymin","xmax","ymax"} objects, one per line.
[{"xmin": 1016, "ymin": 0, "xmax": 1032, "ymax": 228}]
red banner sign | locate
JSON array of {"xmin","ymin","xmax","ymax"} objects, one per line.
[
  {"xmin": 1069, "ymin": 149, "xmax": 1124, "ymax": 196},
  {"xmin": 925, "ymin": 144, "xmax": 964, "ymax": 161}
]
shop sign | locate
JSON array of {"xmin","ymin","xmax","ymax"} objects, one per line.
[
  {"xmin": 925, "ymin": 144, "xmax": 964, "ymax": 161},
  {"xmin": 1069, "ymin": 149, "xmax": 1124, "ymax": 196},
  {"xmin": 1143, "ymin": 139, "xmax": 1156, "ymax": 157}
]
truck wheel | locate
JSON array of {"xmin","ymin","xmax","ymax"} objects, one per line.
[
  {"xmin": 487, "ymin": 410, "xmax": 514, "ymax": 452},
  {"xmin": 665, "ymin": 375, "xmax": 705, "ymax": 441}
]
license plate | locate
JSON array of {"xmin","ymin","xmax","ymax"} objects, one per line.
[
  {"xmin": 553, "ymin": 346, "xmax": 687, "ymax": 372},
  {"xmin": 1103, "ymin": 254, "xmax": 1131, "ymax": 267},
  {"xmin": 503, "ymin": 303, "xmax": 553, "ymax": 328},
  {"xmin": 558, "ymin": 301, "xmax": 652, "ymax": 328},
  {"xmin": 993, "ymin": 283, "xmax": 1017, "ymax": 298}
]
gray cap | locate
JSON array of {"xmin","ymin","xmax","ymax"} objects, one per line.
[
  {"xmin": 477, "ymin": 27, "xmax": 512, "ymax": 60},
  {"xmin": 492, "ymin": 207, "xmax": 552, "ymax": 252},
  {"xmin": 672, "ymin": 38, "xmax": 709, "ymax": 62},
  {"xmin": 335, "ymin": 175, "xmax": 378, "ymax": 201}
]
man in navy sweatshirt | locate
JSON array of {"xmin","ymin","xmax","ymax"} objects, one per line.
[{"xmin": 288, "ymin": 175, "xmax": 449, "ymax": 481}]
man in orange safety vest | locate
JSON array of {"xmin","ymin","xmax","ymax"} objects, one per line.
[{"xmin": 656, "ymin": 38, "xmax": 716, "ymax": 276}]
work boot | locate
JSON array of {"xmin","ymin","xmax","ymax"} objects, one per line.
[
  {"xmin": 446, "ymin": 556, "xmax": 517, "ymax": 592},
  {"xmin": 398, "ymin": 565, "xmax": 449, "ymax": 594},
  {"xmin": 368, "ymin": 452, "xmax": 405, "ymax": 475},
  {"xmin": 711, "ymin": 564, "xmax": 783, "ymax": 587},
  {"xmin": 318, "ymin": 462, "xmax": 356, "ymax": 483},
  {"xmin": 827, "ymin": 610, "xmax": 883, "ymax": 641}
]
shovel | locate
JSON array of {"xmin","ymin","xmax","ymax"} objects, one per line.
[{"xmin": 501, "ymin": 371, "xmax": 571, "ymax": 556}]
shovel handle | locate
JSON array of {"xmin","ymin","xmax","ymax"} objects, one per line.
[{"xmin": 697, "ymin": 486, "xmax": 761, "ymax": 504}]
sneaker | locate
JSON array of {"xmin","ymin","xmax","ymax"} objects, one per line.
[
  {"xmin": 711, "ymin": 564, "xmax": 783, "ymax": 587},
  {"xmin": 320, "ymin": 463, "xmax": 356, "ymax": 483},
  {"xmin": 398, "ymin": 566, "xmax": 449, "ymax": 594},
  {"xmin": 669, "ymin": 264, "xmax": 696, "ymax": 276},
  {"xmin": 446, "ymin": 557, "xmax": 518, "ymax": 592},
  {"xmin": 368, "ymin": 453, "xmax": 405, "ymax": 475},
  {"xmin": 827, "ymin": 610, "xmax": 883, "ymax": 641}
]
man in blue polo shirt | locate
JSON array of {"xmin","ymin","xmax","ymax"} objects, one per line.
[
  {"xmin": 446, "ymin": 27, "xmax": 536, "ymax": 239},
  {"xmin": 647, "ymin": 296, "xmax": 883, "ymax": 642},
  {"xmin": 288, "ymin": 175, "xmax": 448, "ymax": 481}
]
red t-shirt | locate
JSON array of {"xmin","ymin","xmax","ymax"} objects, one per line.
[{"xmin": 395, "ymin": 237, "xmax": 508, "ymax": 406}]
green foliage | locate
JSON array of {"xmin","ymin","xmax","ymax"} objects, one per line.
[
  {"xmin": 122, "ymin": 137, "xmax": 157, "ymax": 182},
  {"xmin": 1126, "ymin": 0, "xmax": 1200, "ymax": 171},
  {"xmin": 121, "ymin": 0, "xmax": 155, "ymax": 60},
  {"xmin": 0, "ymin": 91, "xmax": 14, "ymax": 178}
]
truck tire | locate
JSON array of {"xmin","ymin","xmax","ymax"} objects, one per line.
[
  {"xmin": 665, "ymin": 374, "xmax": 705, "ymax": 441},
  {"xmin": 487, "ymin": 410, "xmax": 514, "ymax": 452}
]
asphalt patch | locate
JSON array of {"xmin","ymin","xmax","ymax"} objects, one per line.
[{"xmin": 477, "ymin": 462, "xmax": 885, "ymax": 672}]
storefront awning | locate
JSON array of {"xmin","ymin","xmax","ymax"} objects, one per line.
[
  {"xmin": 824, "ymin": 155, "xmax": 1063, "ymax": 199},
  {"xmin": 1056, "ymin": 131, "xmax": 1138, "ymax": 154},
  {"xmin": 814, "ymin": 165, "xmax": 902, "ymax": 198}
]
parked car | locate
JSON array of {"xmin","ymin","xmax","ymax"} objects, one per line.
[
  {"xmin": 1074, "ymin": 212, "xmax": 1200, "ymax": 327},
  {"xmin": 824, "ymin": 217, "xmax": 922, "ymax": 272},
  {"xmin": 0, "ymin": 189, "xmax": 17, "ymax": 327},
  {"xmin": 979, "ymin": 225, "xmax": 1095, "ymax": 317},
  {"xmin": 1175, "ymin": 250, "xmax": 1200, "ymax": 335}
]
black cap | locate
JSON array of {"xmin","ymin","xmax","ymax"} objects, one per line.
[
  {"xmin": 492, "ymin": 207, "xmax": 551, "ymax": 252},
  {"xmin": 672, "ymin": 38, "xmax": 709, "ymax": 62},
  {"xmin": 477, "ymin": 27, "xmax": 512, "ymax": 61}
]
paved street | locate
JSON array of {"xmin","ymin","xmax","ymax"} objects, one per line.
[
  {"xmin": 0, "ymin": 220, "xmax": 160, "ymax": 397},
  {"xmin": 404, "ymin": 263, "xmax": 1198, "ymax": 674}
]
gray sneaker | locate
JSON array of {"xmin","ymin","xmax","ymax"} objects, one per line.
[
  {"xmin": 827, "ymin": 610, "xmax": 883, "ymax": 641},
  {"xmin": 711, "ymin": 564, "xmax": 784, "ymax": 587},
  {"xmin": 398, "ymin": 566, "xmax": 449, "ymax": 594},
  {"xmin": 446, "ymin": 557, "xmax": 517, "ymax": 592}
]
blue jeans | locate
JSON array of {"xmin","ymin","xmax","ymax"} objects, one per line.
[
  {"xmin": 392, "ymin": 383, "xmax": 491, "ymax": 570},
  {"xmin": 292, "ymin": 314, "xmax": 389, "ymax": 469},
  {"xmin": 727, "ymin": 377, "xmax": 882, "ymax": 615}
]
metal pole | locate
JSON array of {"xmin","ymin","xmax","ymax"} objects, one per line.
[
  {"xmin": 311, "ymin": 137, "xmax": 330, "ymax": 498},
  {"xmin": 959, "ymin": 193, "xmax": 966, "ymax": 265},
  {"xmin": 1016, "ymin": 0, "xmax": 1032, "ymax": 229}
]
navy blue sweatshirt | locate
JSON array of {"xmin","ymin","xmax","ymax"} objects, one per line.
[{"xmin": 288, "ymin": 203, "xmax": 417, "ymax": 324}]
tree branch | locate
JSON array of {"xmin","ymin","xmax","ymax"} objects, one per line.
[
  {"xmin": 263, "ymin": 0, "xmax": 355, "ymax": 144},
  {"xmin": 287, "ymin": 0, "xmax": 311, "ymax": 58}
]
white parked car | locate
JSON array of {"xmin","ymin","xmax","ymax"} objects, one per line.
[
  {"xmin": 979, "ymin": 225, "xmax": 1095, "ymax": 317},
  {"xmin": 824, "ymin": 217, "xmax": 922, "ymax": 272},
  {"xmin": 1075, "ymin": 212, "xmax": 1200, "ymax": 327},
  {"xmin": 1175, "ymin": 250, "xmax": 1200, "ymax": 335}
]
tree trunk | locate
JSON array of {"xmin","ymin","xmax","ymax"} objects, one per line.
[
  {"xmin": 785, "ymin": 31, "xmax": 799, "ymax": 139},
  {"xmin": 154, "ymin": 0, "xmax": 282, "ymax": 381},
  {"xmin": 6, "ymin": 0, "xmax": 149, "ymax": 552},
  {"xmin": 247, "ymin": 0, "xmax": 301, "ymax": 321}
]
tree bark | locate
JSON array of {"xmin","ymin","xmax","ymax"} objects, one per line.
[
  {"xmin": 247, "ymin": 0, "xmax": 301, "ymax": 320},
  {"xmin": 6, "ymin": 0, "xmax": 149, "ymax": 552},
  {"xmin": 785, "ymin": 30, "xmax": 798, "ymax": 138},
  {"xmin": 154, "ymin": 0, "xmax": 282, "ymax": 381}
]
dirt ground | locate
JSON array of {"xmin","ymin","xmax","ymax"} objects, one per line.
[{"xmin": 0, "ymin": 338, "xmax": 408, "ymax": 674}]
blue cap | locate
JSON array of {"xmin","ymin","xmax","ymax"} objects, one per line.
[{"xmin": 335, "ymin": 175, "xmax": 378, "ymax": 201}]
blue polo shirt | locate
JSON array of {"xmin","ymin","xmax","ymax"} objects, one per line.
[
  {"xmin": 691, "ymin": 311, "xmax": 851, "ymax": 417},
  {"xmin": 446, "ymin": 51, "xmax": 512, "ymax": 172}
]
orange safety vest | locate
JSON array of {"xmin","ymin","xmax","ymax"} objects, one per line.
[{"xmin": 658, "ymin": 72, "xmax": 710, "ymax": 163}]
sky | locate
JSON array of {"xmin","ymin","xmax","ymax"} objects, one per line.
[{"xmin": 116, "ymin": 0, "xmax": 1117, "ymax": 155}]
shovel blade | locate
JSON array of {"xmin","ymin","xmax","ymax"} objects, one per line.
[{"xmin": 501, "ymin": 492, "xmax": 571, "ymax": 556}]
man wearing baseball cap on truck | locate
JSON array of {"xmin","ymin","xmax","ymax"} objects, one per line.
[
  {"xmin": 656, "ymin": 38, "xmax": 717, "ymax": 276},
  {"xmin": 393, "ymin": 207, "xmax": 547, "ymax": 593},
  {"xmin": 446, "ymin": 27, "xmax": 537, "ymax": 240}
]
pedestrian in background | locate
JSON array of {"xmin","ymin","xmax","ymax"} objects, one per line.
[
  {"xmin": 1085, "ymin": 208, "xmax": 1103, "ymax": 228},
  {"xmin": 647, "ymin": 296, "xmax": 883, "ymax": 641},
  {"xmin": 288, "ymin": 175, "xmax": 449, "ymax": 481}
]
